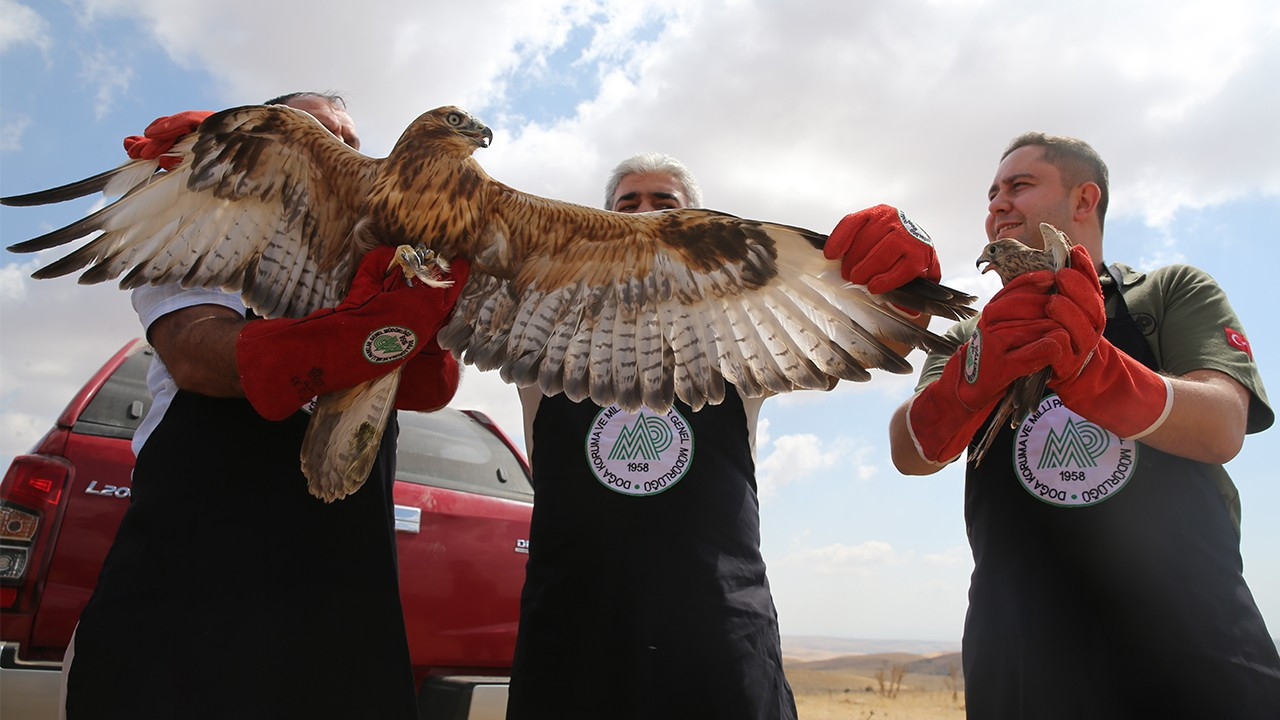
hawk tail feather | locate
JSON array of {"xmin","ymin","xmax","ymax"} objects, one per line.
[{"xmin": 301, "ymin": 368, "xmax": 402, "ymax": 502}]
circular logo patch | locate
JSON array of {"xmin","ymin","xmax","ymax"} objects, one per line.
[
  {"xmin": 1132, "ymin": 312, "xmax": 1157, "ymax": 336},
  {"xmin": 585, "ymin": 405, "xmax": 695, "ymax": 496},
  {"xmin": 964, "ymin": 330, "xmax": 982, "ymax": 384},
  {"xmin": 897, "ymin": 209, "xmax": 933, "ymax": 245},
  {"xmin": 1012, "ymin": 395, "xmax": 1137, "ymax": 507},
  {"xmin": 363, "ymin": 326, "xmax": 417, "ymax": 363}
]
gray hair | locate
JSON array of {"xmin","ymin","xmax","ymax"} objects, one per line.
[{"xmin": 603, "ymin": 152, "xmax": 703, "ymax": 209}]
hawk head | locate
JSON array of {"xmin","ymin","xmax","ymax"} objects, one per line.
[{"xmin": 400, "ymin": 106, "xmax": 493, "ymax": 155}]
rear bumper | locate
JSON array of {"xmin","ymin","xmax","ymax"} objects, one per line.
[
  {"xmin": 0, "ymin": 642, "xmax": 511, "ymax": 720},
  {"xmin": 418, "ymin": 675, "xmax": 509, "ymax": 720},
  {"xmin": 0, "ymin": 643, "xmax": 62, "ymax": 720}
]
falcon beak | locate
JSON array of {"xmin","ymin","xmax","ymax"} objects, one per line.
[{"xmin": 470, "ymin": 126, "xmax": 493, "ymax": 149}]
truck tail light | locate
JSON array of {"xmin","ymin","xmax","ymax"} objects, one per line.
[{"xmin": 0, "ymin": 455, "xmax": 73, "ymax": 610}]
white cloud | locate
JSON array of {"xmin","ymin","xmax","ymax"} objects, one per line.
[
  {"xmin": 755, "ymin": 416, "xmax": 771, "ymax": 457},
  {"xmin": 0, "ymin": 115, "xmax": 32, "ymax": 152},
  {"xmin": 756, "ymin": 432, "xmax": 855, "ymax": 499},
  {"xmin": 770, "ymin": 536, "xmax": 974, "ymax": 639},
  {"xmin": 45, "ymin": 0, "xmax": 1280, "ymax": 240},
  {"xmin": 0, "ymin": 0, "xmax": 50, "ymax": 54},
  {"xmin": 922, "ymin": 545, "xmax": 970, "ymax": 568},
  {"xmin": 78, "ymin": 47, "xmax": 134, "ymax": 120},
  {"xmin": 782, "ymin": 540, "xmax": 902, "ymax": 575}
]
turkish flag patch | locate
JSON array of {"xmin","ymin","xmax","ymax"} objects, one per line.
[{"xmin": 1225, "ymin": 327, "xmax": 1253, "ymax": 358}]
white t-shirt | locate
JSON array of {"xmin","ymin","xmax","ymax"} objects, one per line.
[{"xmin": 130, "ymin": 284, "xmax": 246, "ymax": 456}]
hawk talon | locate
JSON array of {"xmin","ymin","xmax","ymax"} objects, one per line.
[{"xmin": 389, "ymin": 243, "xmax": 453, "ymax": 288}]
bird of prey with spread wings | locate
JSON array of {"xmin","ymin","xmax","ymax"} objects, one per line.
[{"xmin": 2, "ymin": 104, "xmax": 976, "ymax": 501}]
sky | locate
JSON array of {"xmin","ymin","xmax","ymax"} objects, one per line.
[{"xmin": 1, "ymin": 0, "xmax": 1278, "ymax": 644}]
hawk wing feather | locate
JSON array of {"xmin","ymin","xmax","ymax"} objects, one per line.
[
  {"xmin": 9, "ymin": 105, "xmax": 382, "ymax": 320},
  {"xmin": 438, "ymin": 193, "xmax": 955, "ymax": 411},
  {"xmin": 1, "ymin": 159, "xmax": 159, "ymax": 216}
]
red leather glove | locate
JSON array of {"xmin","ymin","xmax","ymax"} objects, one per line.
[
  {"xmin": 824, "ymin": 205, "xmax": 942, "ymax": 295},
  {"xmin": 1042, "ymin": 245, "xmax": 1106, "ymax": 383},
  {"xmin": 123, "ymin": 110, "xmax": 213, "ymax": 171},
  {"xmin": 392, "ymin": 255, "xmax": 469, "ymax": 410},
  {"xmin": 907, "ymin": 272, "xmax": 1064, "ymax": 463},
  {"xmin": 236, "ymin": 247, "xmax": 469, "ymax": 420},
  {"xmin": 1044, "ymin": 247, "xmax": 1172, "ymax": 439},
  {"xmin": 394, "ymin": 339, "xmax": 460, "ymax": 411}
]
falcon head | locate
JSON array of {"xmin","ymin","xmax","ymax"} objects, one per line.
[
  {"xmin": 405, "ymin": 106, "xmax": 493, "ymax": 153},
  {"xmin": 975, "ymin": 237, "xmax": 1031, "ymax": 285},
  {"xmin": 976, "ymin": 238, "xmax": 1022, "ymax": 271}
]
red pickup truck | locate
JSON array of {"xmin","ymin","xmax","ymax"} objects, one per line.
[{"xmin": 0, "ymin": 339, "xmax": 533, "ymax": 719}]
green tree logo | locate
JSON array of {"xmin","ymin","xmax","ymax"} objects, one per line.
[
  {"xmin": 1038, "ymin": 417, "xmax": 1110, "ymax": 469},
  {"xmin": 372, "ymin": 335, "xmax": 406, "ymax": 355},
  {"xmin": 608, "ymin": 413, "xmax": 675, "ymax": 461}
]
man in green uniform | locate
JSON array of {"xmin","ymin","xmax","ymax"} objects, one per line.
[{"xmin": 888, "ymin": 132, "xmax": 1280, "ymax": 718}]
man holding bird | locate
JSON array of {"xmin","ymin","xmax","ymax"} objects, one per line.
[{"xmin": 888, "ymin": 131, "xmax": 1280, "ymax": 718}]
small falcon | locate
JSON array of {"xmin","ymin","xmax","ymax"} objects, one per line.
[
  {"xmin": 3, "ymin": 104, "xmax": 977, "ymax": 499},
  {"xmin": 970, "ymin": 222, "xmax": 1073, "ymax": 465}
]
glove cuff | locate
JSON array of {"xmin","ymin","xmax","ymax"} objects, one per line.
[
  {"xmin": 1054, "ymin": 338, "xmax": 1173, "ymax": 440},
  {"xmin": 907, "ymin": 353, "xmax": 999, "ymax": 464}
]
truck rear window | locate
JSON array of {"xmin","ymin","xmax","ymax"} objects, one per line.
[
  {"xmin": 395, "ymin": 410, "xmax": 533, "ymax": 503},
  {"xmin": 72, "ymin": 347, "xmax": 154, "ymax": 440}
]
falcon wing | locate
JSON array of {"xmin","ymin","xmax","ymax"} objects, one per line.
[
  {"xmin": 3, "ymin": 105, "xmax": 383, "ymax": 318},
  {"xmin": 440, "ymin": 187, "xmax": 975, "ymax": 412}
]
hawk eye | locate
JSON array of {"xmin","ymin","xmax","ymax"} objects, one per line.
[{"xmin": 446, "ymin": 112, "xmax": 463, "ymax": 126}]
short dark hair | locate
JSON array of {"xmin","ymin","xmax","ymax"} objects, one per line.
[
  {"xmin": 262, "ymin": 91, "xmax": 347, "ymax": 108},
  {"xmin": 1003, "ymin": 132, "xmax": 1110, "ymax": 232}
]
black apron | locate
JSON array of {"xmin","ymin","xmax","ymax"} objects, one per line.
[
  {"xmin": 961, "ymin": 268, "xmax": 1280, "ymax": 719},
  {"xmin": 506, "ymin": 389, "xmax": 797, "ymax": 720},
  {"xmin": 67, "ymin": 391, "xmax": 417, "ymax": 720}
]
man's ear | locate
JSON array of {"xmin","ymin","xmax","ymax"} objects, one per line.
[{"xmin": 1072, "ymin": 182, "xmax": 1102, "ymax": 221}]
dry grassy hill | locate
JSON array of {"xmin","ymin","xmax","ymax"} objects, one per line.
[{"xmin": 783, "ymin": 648, "xmax": 966, "ymax": 720}]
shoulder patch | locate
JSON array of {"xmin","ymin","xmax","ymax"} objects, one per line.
[{"xmin": 1225, "ymin": 327, "xmax": 1253, "ymax": 359}]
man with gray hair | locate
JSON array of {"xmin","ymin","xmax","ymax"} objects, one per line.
[
  {"xmin": 507, "ymin": 152, "xmax": 944, "ymax": 719},
  {"xmin": 602, "ymin": 150, "xmax": 703, "ymax": 210}
]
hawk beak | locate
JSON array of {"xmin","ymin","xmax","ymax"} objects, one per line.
[
  {"xmin": 473, "ymin": 126, "xmax": 493, "ymax": 149},
  {"xmin": 976, "ymin": 258, "xmax": 993, "ymax": 273}
]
